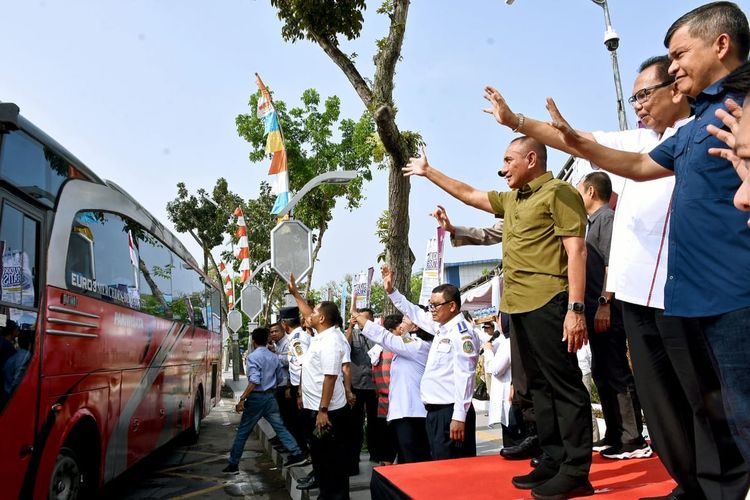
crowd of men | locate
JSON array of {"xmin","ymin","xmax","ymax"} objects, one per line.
[{"xmin": 223, "ymin": 2, "xmax": 750, "ymax": 499}]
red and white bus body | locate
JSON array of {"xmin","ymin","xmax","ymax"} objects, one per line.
[{"xmin": 0, "ymin": 104, "xmax": 223, "ymax": 499}]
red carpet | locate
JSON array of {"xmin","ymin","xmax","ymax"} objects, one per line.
[{"xmin": 373, "ymin": 454, "xmax": 676, "ymax": 499}]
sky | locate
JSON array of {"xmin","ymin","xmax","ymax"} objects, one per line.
[{"xmin": 4, "ymin": 0, "xmax": 746, "ymax": 290}]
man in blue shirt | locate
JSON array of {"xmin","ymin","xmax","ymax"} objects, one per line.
[
  {"xmin": 485, "ymin": 1, "xmax": 750, "ymax": 468},
  {"xmin": 223, "ymin": 327, "xmax": 307, "ymax": 473}
]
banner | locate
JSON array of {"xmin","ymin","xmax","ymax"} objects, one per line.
[
  {"xmin": 418, "ymin": 227, "xmax": 446, "ymax": 305},
  {"xmin": 352, "ymin": 267, "xmax": 374, "ymax": 309}
]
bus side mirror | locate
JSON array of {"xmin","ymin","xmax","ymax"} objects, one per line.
[{"xmin": 0, "ymin": 103, "xmax": 20, "ymax": 133}]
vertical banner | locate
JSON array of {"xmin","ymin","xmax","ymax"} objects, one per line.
[
  {"xmin": 340, "ymin": 282, "xmax": 348, "ymax": 322},
  {"xmin": 418, "ymin": 227, "xmax": 446, "ymax": 305},
  {"xmin": 352, "ymin": 267, "xmax": 374, "ymax": 309}
]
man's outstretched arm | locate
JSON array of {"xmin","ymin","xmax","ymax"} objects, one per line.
[{"xmin": 404, "ymin": 147, "xmax": 494, "ymax": 213}]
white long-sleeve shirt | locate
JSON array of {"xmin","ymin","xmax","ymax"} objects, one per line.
[
  {"xmin": 388, "ymin": 290, "xmax": 479, "ymax": 422},
  {"xmin": 483, "ymin": 335, "xmax": 512, "ymax": 427},
  {"xmin": 361, "ymin": 320, "xmax": 430, "ymax": 421}
]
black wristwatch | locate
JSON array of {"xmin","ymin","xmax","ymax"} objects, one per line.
[
  {"xmin": 567, "ymin": 302, "xmax": 585, "ymax": 313},
  {"xmin": 318, "ymin": 406, "xmax": 328, "ymax": 413},
  {"xmin": 597, "ymin": 295, "xmax": 611, "ymax": 305}
]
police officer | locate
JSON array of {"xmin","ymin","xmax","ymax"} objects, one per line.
[{"xmin": 382, "ymin": 265, "xmax": 479, "ymax": 459}]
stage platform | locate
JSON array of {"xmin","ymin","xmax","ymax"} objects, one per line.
[{"xmin": 371, "ymin": 453, "xmax": 676, "ymax": 499}]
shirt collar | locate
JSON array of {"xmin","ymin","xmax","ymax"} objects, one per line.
[
  {"xmin": 439, "ymin": 312, "xmax": 465, "ymax": 334},
  {"xmin": 588, "ymin": 205, "xmax": 609, "ymax": 224},
  {"xmin": 315, "ymin": 326, "xmax": 338, "ymax": 338},
  {"xmin": 518, "ymin": 171, "xmax": 554, "ymax": 196}
]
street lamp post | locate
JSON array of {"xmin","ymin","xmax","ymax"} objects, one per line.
[
  {"xmin": 274, "ymin": 170, "xmax": 358, "ymax": 219},
  {"xmin": 507, "ymin": 0, "xmax": 629, "ymax": 131}
]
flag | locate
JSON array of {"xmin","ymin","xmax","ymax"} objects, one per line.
[
  {"xmin": 127, "ymin": 230, "xmax": 138, "ymax": 267},
  {"xmin": 255, "ymin": 73, "xmax": 290, "ymax": 215},
  {"xmin": 219, "ymin": 261, "xmax": 234, "ymax": 310},
  {"xmin": 233, "ymin": 207, "xmax": 251, "ymax": 284}
]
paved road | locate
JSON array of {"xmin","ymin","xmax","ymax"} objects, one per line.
[{"xmin": 104, "ymin": 399, "xmax": 290, "ymax": 499}]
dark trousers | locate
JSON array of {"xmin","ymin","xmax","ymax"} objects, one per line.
[
  {"xmin": 587, "ymin": 308, "xmax": 643, "ymax": 445},
  {"xmin": 425, "ymin": 403, "xmax": 476, "ymax": 460},
  {"xmin": 304, "ymin": 407, "xmax": 350, "ymax": 500},
  {"xmin": 622, "ymin": 302, "xmax": 749, "ymax": 500},
  {"xmin": 349, "ymin": 388, "xmax": 378, "ymax": 468},
  {"xmin": 370, "ymin": 416, "xmax": 397, "ymax": 463},
  {"xmin": 509, "ymin": 329, "xmax": 535, "ymax": 424},
  {"xmin": 276, "ymin": 386, "xmax": 307, "ymax": 454},
  {"xmin": 511, "ymin": 292, "xmax": 592, "ymax": 478},
  {"xmin": 701, "ymin": 305, "xmax": 750, "ymax": 466},
  {"xmin": 390, "ymin": 417, "xmax": 431, "ymax": 463}
]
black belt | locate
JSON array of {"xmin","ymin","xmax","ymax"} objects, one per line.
[
  {"xmin": 252, "ymin": 389, "xmax": 275, "ymax": 394},
  {"xmin": 424, "ymin": 403, "xmax": 453, "ymax": 411}
]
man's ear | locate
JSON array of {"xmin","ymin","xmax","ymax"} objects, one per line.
[
  {"xmin": 526, "ymin": 150, "xmax": 537, "ymax": 170},
  {"xmin": 671, "ymin": 83, "xmax": 686, "ymax": 105}
]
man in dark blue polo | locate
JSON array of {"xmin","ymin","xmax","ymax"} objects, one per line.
[
  {"xmin": 485, "ymin": 1, "xmax": 750, "ymax": 468},
  {"xmin": 223, "ymin": 327, "xmax": 307, "ymax": 473}
]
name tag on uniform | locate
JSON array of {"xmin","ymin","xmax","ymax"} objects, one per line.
[{"xmin": 437, "ymin": 338, "xmax": 452, "ymax": 353}]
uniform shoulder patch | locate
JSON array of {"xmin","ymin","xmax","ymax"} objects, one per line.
[
  {"xmin": 462, "ymin": 339, "xmax": 475, "ymax": 354},
  {"xmin": 402, "ymin": 334, "xmax": 414, "ymax": 343},
  {"xmin": 457, "ymin": 321, "xmax": 468, "ymax": 333}
]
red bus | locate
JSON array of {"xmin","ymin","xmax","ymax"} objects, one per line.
[{"xmin": 0, "ymin": 103, "xmax": 224, "ymax": 499}]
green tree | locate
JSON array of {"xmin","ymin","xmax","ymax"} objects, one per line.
[
  {"xmin": 269, "ymin": 0, "xmax": 420, "ymax": 314},
  {"xmin": 410, "ymin": 272, "xmax": 423, "ymax": 303},
  {"xmin": 236, "ymin": 88, "xmax": 375, "ymax": 290}
]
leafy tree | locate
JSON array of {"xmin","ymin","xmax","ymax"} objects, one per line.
[
  {"xmin": 269, "ymin": 0, "xmax": 420, "ymax": 314},
  {"xmin": 236, "ymin": 88, "xmax": 375, "ymax": 290},
  {"xmin": 410, "ymin": 272, "xmax": 423, "ymax": 303},
  {"xmin": 369, "ymin": 281, "xmax": 386, "ymax": 316}
]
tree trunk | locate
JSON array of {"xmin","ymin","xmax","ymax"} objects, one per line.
[{"xmin": 384, "ymin": 160, "xmax": 415, "ymax": 314}]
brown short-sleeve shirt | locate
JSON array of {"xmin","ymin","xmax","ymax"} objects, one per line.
[{"xmin": 487, "ymin": 171, "xmax": 587, "ymax": 314}]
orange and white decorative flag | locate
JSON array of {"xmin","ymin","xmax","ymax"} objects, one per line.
[
  {"xmin": 234, "ymin": 207, "xmax": 251, "ymax": 283},
  {"xmin": 219, "ymin": 261, "xmax": 234, "ymax": 310}
]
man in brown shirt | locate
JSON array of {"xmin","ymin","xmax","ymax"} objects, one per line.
[{"xmin": 404, "ymin": 136, "xmax": 593, "ymax": 499}]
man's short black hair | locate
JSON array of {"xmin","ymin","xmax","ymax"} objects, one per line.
[
  {"xmin": 383, "ymin": 314, "xmax": 403, "ymax": 331},
  {"xmin": 252, "ymin": 327, "xmax": 270, "ymax": 346},
  {"xmin": 510, "ymin": 136, "xmax": 548, "ymax": 169},
  {"xmin": 723, "ymin": 60, "xmax": 750, "ymax": 96},
  {"xmin": 17, "ymin": 329, "xmax": 32, "ymax": 351},
  {"xmin": 432, "ymin": 283, "xmax": 461, "ymax": 309},
  {"xmin": 358, "ymin": 308, "xmax": 375, "ymax": 320},
  {"xmin": 318, "ymin": 301, "xmax": 343, "ymax": 328},
  {"xmin": 664, "ymin": 2, "xmax": 749, "ymax": 61},
  {"xmin": 638, "ymin": 55, "xmax": 674, "ymax": 84},
  {"xmin": 1, "ymin": 320, "xmax": 17, "ymax": 338},
  {"xmin": 582, "ymin": 171, "xmax": 613, "ymax": 203}
]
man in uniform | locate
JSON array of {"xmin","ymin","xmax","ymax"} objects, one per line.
[
  {"xmin": 404, "ymin": 136, "xmax": 593, "ymax": 499},
  {"xmin": 382, "ymin": 265, "xmax": 479, "ymax": 460}
]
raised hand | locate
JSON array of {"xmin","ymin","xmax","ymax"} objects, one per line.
[
  {"xmin": 431, "ymin": 205, "xmax": 455, "ymax": 234},
  {"xmin": 381, "ymin": 265, "xmax": 394, "ymax": 294},
  {"xmin": 288, "ymin": 273, "xmax": 299, "ymax": 297},
  {"xmin": 483, "ymin": 86, "xmax": 517, "ymax": 128},
  {"xmin": 546, "ymin": 98, "xmax": 585, "ymax": 151},
  {"xmin": 403, "ymin": 146, "xmax": 430, "ymax": 177},
  {"xmin": 708, "ymin": 98, "xmax": 748, "ymax": 181}
]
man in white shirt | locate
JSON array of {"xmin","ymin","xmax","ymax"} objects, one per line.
[
  {"xmin": 483, "ymin": 54, "xmax": 749, "ymax": 500},
  {"xmin": 288, "ymin": 276, "xmax": 351, "ymax": 500},
  {"xmin": 381, "ymin": 265, "xmax": 479, "ymax": 460}
]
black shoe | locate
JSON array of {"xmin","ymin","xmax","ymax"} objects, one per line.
[
  {"xmin": 283, "ymin": 453, "xmax": 307, "ymax": 467},
  {"xmin": 296, "ymin": 476, "xmax": 319, "ymax": 490},
  {"xmin": 531, "ymin": 474, "xmax": 594, "ymax": 499},
  {"xmin": 601, "ymin": 441, "xmax": 653, "ymax": 459},
  {"xmin": 512, "ymin": 465, "xmax": 558, "ymax": 490},
  {"xmin": 530, "ymin": 456, "xmax": 541, "ymax": 468},
  {"xmin": 501, "ymin": 435, "xmax": 541, "ymax": 460},
  {"xmin": 592, "ymin": 437, "xmax": 615, "ymax": 452},
  {"xmin": 222, "ymin": 463, "xmax": 239, "ymax": 474}
]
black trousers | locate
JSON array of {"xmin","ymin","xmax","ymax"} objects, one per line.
[
  {"xmin": 511, "ymin": 292, "xmax": 592, "ymax": 478},
  {"xmin": 390, "ymin": 417, "xmax": 431, "ymax": 463},
  {"xmin": 425, "ymin": 403, "xmax": 476, "ymax": 460},
  {"xmin": 276, "ymin": 386, "xmax": 307, "ymax": 454},
  {"xmin": 586, "ymin": 306, "xmax": 643, "ymax": 445},
  {"xmin": 349, "ymin": 388, "xmax": 378, "ymax": 469},
  {"xmin": 622, "ymin": 302, "xmax": 750, "ymax": 500},
  {"xmin": 509, "ymin": 328, "xmax": 535, "ymax": 424},
  {"xmin": 304, "ymin": 407, "xmax": 350, "ymax": 500}
]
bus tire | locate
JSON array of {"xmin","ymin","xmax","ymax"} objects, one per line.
[
  {"xmin": 49, "ymin": 446, "xmax": 83, "ymax": 500},
  {"xmin": 184, "ymin": 391, "xmax": 202, "ymax": 444}
]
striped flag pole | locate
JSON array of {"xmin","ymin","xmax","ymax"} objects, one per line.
[
  {"xmin": 234, "ymin": 207, "xmax": 251, "ymax": 283},
  {"xmin": 255, "ymin": 73, "xmax": 290, "ymax": 215},
  {"xmin": 219, "ymin": 261, "xmax": 234, "ymax": 310}
]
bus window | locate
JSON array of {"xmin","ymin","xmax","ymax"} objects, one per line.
[
  {"xmin": 0, "ymin": 202, "xmax": 38, "ymax": 308},
  {"xmin": 66, "ymin": 211, "xmax": 139, "ymax": 309},
  {"xmin": 134, "ymin": 231, "xmax": 172, "ymax": 319},
  {"xmin": 171, "ymin": 258, "xmax": 205, "ymax": 325},
  {"xmin": 0, "ymin": 131, "xmax": 70, "ymax": 208},
  {"xmin": 209, "ymin": 288, "xmax": 222, "ymax": 334}
]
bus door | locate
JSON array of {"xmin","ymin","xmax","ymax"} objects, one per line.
[{"xmin": 0, "ymin": 190, "xmax": 44, "ymax": 496}]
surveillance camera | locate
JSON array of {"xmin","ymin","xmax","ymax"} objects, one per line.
[
  {"xmin": 603, "ymin": 27, "xmax": 620, "ymax": 51},
  {"xmin": 505, "ymin": 0, "xmax": 515, "ymax": 5}
]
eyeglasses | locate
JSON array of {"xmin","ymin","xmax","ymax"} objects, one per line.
[
  {"xmin": 627, "ymin": 80, "xmax": 674, "ymax": 107},
  {"xmin": 427, "ymin": 300, "xmax": 451, "ymax": 311}
]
